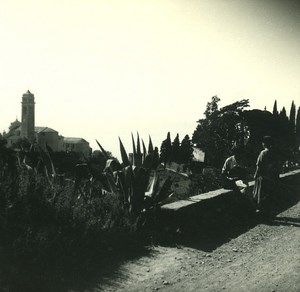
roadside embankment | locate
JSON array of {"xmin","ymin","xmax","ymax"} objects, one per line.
[{"xmin": 157, "ymin": 169, "xmax": 300, "ymax": 240}]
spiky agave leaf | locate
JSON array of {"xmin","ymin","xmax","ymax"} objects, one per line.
[
  {"xmin": 153, "ymin": 176, "xmax": 173, "ymax": 204},
  {"xmin": 142, "ymin": 139, "xmax": 147, "ymax": 158},
  {"xmin": 131, "ymin": 166, "xmax": 149, "ymax": 215},
  {"xmin": 104, "ymin": 171, "xmax": 121, "ymax": 198},
  {"xmin": 119, "ymin": 137, "xmax": 130, "ymax": 167},
  {"xmin": 46, "ymin": 145, "xmax": 56, "ymax": 177},
  {"xmin": 136, "ymin": 132, "xmax": 141, "ymax": 155},
  {"xmin": 37, "ymin": 145, "xmax": 55, "ymax": 178},
  {"xmin": 115, "ymin": 170, "xmax": 127, "ymax": 203},
  {"xmin": 135, "ymin": 132, "xmax": 142, "ymax": 167},
  {"xmin": 96, "ymin": 139, "xmax": 109, "ymax": 160},
  {"xmin": 145, "ymin": 171, "xmax": 159, "ymax": 198},
  {"xmin": 131, "ymin": 133, "xmax": 137, "ymax": 166},
  {"xmin": 148, "ymin": 135, "xmax": 154, "ymax": 154},
  {"xmin": 141, "ymin": 139, "xmax": 148, "ymax": 167},
  {"xmin": 104, "ymin": 159, "xmax": 121, "ymax": 173},
  {"xmin": 124, "ymin": 165, "xmax": 135, "ymax": 212}
]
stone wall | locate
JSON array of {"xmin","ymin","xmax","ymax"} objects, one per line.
[{"xmin": 157, "ymin": 169, "xmax": 300, "ymax": 238}]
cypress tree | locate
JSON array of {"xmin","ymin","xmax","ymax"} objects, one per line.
[
  {"xmin": 171, "ymin": 134, "xmax": 180, "ymax": 163},
  {"xmin": 180, "ymin": 135, "xmax": 193, "ymax": 164},
  {"xmin": 273, "ymin": 100, "xmax": 278, "ymax": 116},
  {"xmin": 280, "ymin": 107, "xmax": 288, "ymax": 121},
  {"xmin": 289, "ymin": 101, "xmax": 296, "ymax": 131},
  {"xmin": 296, "ymin": 107, "xmax": 300, "ymax": 148},
  {"xmin": 160, "ymin": 132, "xmax": 172, "ymax": 166}
]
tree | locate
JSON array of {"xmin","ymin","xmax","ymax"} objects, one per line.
[
  {"xmin": 204, "ymin": 95, "xmax": 220, "ymax": 117},
  {"xmin": 180, "ymin": 135, "xmax": 193, "ymax": 164},
  {"xmin": 192, "ymin": 96, "xmax": 249, "ymax": 168},
  {"xmin": 279, "ymin": 107, "xmax": 288, "ymax": 121},
  {"xmin": 243, "ymin": 109, "xmax": 277, "ymax": 164},
  {"xmin": 171, "ymin": 134, "xmax": 180, "ymax": 163},
  {"xmin": 192, "ymin": 95, "xmax": 221, "ymax": 151},
  {"xmin": 273, "ymin": 100, "xmax": 278, "ymax": 116},
  {"xmin": 160, "ymin": 132, "xmax": 172, "ymax": 166},
  {"xmin": 296, "ymin": 107, "xmax": 300, "ymax": 149},
  {"xmin": 289, "ymin": 100, "xmax": 296, "ymax": 132}
]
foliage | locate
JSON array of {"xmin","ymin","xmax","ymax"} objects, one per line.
[
  {"xmin": 95, "ymin": 134, "xmax": 173, "ymax": 218},
  {"xmin": 289, "ymin": 101, "xmax": 296, "ymax": 131},
  {"xmin": 179, "ymin": 134, "xmax": 194, "ymax": 164},
  {"xmin": 193, "ymin": 97, "xmax": 300, "ymax": 169},
  {"xmin": 188, "ymin": 171, "xmax": 223, "ymax": 196},
  {"xmin": 296, "ymin": 107, "xmax": 300, "ymax": 148},
  {"xmin": 0, "ymin": 147, "xmax": 134, "ymax": 291},
  {"xmin": 192, "ymin": 96, "xmax": 249, "ymax": 168},
  {"xmin": 159, "ymin": 133, "xmax": 194, "ymax": 166},
  {"xmin": 160, "ymin": 132, "xmax": 172, "ymax": 166},
  {"xmin": 171, "ymin": 134, "xmax": 180, "ymax": 163},
  {"xmin": 273, "ymin": 100, "xmax": 278, "ymax": 116}
]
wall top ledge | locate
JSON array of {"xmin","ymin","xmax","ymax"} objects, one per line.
[{"xmin": 161, "ymin": 169, "xmax": 300, "ymax": 212}]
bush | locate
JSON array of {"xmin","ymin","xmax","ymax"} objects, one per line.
[{"xmin": 0, "ymin": 154, "xmax": 136, "ymax": 291}]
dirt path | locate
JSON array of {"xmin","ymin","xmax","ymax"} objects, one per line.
[{"xmin": 96, "ymin": 201, "xmax": 300, "ymax": 292}]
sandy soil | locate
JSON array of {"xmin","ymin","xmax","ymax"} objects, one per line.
[{"xmin": 96, "ymin": 201, "xmax": 300, "ymax": 292}]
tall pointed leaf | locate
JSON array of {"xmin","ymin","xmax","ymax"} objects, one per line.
[
  {"xmin": 154, "ymin": 176, "xmax": 173, "ymax": 204},
  {"xmin": 145, "ymin": 171, "xmax": 158, "ymax": 198},
  {"xmin": 133, "ymin": 132, "xmax": 142, "ymax": 167},
  {"xmin": 96, "ymin": 139, "xmax": 109, "ymax": 160},
  {"xmin": 119, "ymin": 137, "xmax": 130, "ymax": 167},
  {"xmin": 148, "ymin": 135, "xmax": 154, "ymax": 154},
  {"xmin": 105, "ymin": 172, "xmax": 120, "ymax": 197},
  {"xmin": 46, "ymin": 146, "xmax": 56, "ymax": 177},
  {"xmin": 142, "ymin": 139, "xmax": 147, "ymax": 165},
  {"xmin": 131, "ymin": 132, "xmax": 137, "ymax": 166},
  {"xmin": 136, "ymin": 132, "xmax": 141, "ymax": 155}
]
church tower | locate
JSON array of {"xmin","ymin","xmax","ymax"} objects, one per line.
[{"xmin": 21, "ymin": 90, "xmax": 35, "ymax": 142}]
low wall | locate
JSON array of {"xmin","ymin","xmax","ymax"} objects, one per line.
[{"xmin": 157, "ymin": 169, "xmax": 300, "ymax": 237}]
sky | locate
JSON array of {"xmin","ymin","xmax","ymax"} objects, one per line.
[{"xmin": 1, "ymin": 0, "xmax": 300, "ymax": 158}]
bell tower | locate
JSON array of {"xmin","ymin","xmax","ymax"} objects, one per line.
[{"xmin": 21, "ymin": 90, "xmax": 35, "ymax": 142}]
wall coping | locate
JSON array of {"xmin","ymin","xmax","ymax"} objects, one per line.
[{"xmin": 161, "ymin": 169, "xmax": 300, "ymax": 212}]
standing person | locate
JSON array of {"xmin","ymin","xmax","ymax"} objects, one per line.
[{"xmin": 253, "ymin": 136, "xmax": 280, "ymax": 217}]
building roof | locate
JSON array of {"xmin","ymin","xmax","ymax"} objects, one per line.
[
  {"xmin": 9, "ymin": 119, "xmax": 21, "ymax": 131},
  {"xmin": 64, "ymin": 137, "xmax": 88, "ymax": 144},
  {"xmin": 24, "ymin": 90, "xmax": 33, "ymax": 95},
  {"xmin": 35, "ymin": 127, "xmax": 58, "ymax": 133}
]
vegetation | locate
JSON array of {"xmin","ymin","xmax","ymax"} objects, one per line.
[
  {"xmin": 192, "ymin": 97, "xmax": 250, "ymax": 168},
  {"xmin": 159, "ymin": 132, "xmax": 194, "ymax": 166},
  {"xmin": 1, "ymin": 96, "xmax": 299, "ymax": 291},
  {"xmin": 192, "ymin": 96, "xmax": 300, "ymax": 170},
  {"xmin": 0, "ymin": 133, "xmax": 174, "ymax": 291}
]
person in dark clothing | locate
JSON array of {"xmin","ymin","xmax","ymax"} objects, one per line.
[
  {"xmin": 253, "ymin": 136, "xmax": 280, "ymax": 217},
  {"xmin": 222, "ymin": 146, "xmax": 248, "ymax": 192}
]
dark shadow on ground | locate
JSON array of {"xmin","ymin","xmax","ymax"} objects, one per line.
[
  {"xmin": 155, "ymin": 179, "xmax": 300, "ymax": 252},
  {"xmin": 1, "ymin": 176, "xmax": 299, "ymax": 292},
  {"xmin": 0, "ymin": 237, "xmax": 152, "ymax": 292}
]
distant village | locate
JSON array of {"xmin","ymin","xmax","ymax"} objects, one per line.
[{"xmin": 4, "ymin": 90, "xmax": 91, "ymax": 157}]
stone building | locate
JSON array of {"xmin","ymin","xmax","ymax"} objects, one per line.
[
  {"xmin": 62, "ymin": 137, "xmax": 90, "ymax": 157},
  {"xmin": 5, "ymin": 90, "xmax": 91, "ymax": 156}
]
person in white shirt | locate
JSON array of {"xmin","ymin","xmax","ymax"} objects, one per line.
[{"xmin": 222, "ymin": 146, "xmax": 248, "ymax": 192}]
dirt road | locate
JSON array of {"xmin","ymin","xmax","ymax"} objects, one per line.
[{"xmin": 97, "ymin": 201, "xmax": 300, "ymax": 292}]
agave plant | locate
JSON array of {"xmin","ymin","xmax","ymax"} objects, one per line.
[{"xmin": 95, "ymin": 133, "xmax": 173, "ymax": 218}]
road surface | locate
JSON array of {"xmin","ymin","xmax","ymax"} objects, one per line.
[{"xmin": 97, "ymin": 201, "xmax": 300, "ymax": 292}]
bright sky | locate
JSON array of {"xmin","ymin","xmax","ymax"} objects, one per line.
[{"xmin": 1, "ymin": 0, "xmax": 299, "ymax": 158}]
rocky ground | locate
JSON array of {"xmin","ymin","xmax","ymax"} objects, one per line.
[{"xmin": 95, "ymin": 201, "xmax": 300, "ymax": 292}]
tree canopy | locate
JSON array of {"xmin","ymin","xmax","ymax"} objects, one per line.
[{"xmin": 192, "ymin": 96, "xmax": 249, "ymax": 167}]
